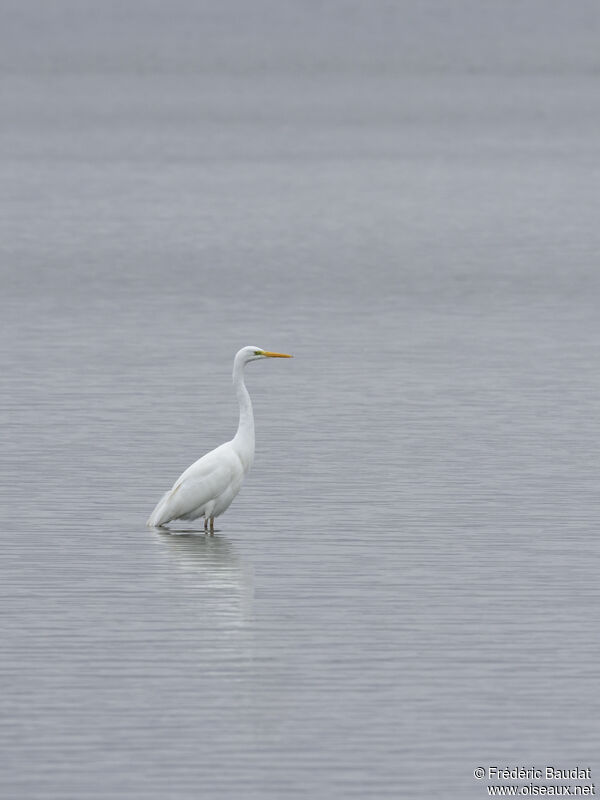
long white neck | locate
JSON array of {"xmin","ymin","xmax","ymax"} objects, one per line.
[{"xmin": 232, "ymin": 354, "xmax": 255, "ymax": 469}]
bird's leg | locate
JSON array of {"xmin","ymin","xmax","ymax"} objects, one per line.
[
  {"xmin": 210, "ymin": 517, "xmax": 215, "ymax": 535},
  {"xmin": 204, "ymin": 517, "xmax": 208, "ymax": 532}
]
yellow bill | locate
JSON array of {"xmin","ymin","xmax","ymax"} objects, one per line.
[{"xmin": 262, "ymin": 351, "xmax": 293, "ymax": 358}]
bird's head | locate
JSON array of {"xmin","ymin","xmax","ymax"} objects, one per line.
[{"xmin": 237, "ymin": 346, "xmax": 293, "ymax": 365}]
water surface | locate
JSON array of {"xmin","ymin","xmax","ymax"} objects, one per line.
[{"xmin": 2, "ymin": 2, "xmax": 600, "ymax": 797}]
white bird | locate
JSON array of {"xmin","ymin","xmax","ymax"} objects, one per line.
[{"xmin": 147, "ymin": 346, "xmax": 292, "ymax": 532}]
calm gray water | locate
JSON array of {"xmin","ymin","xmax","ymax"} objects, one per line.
[{"xmin": 2, "ymin": 2, "xmax": 600, "ymax": 798}]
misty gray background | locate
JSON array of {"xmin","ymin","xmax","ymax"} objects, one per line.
[{"xmin": 2, "ymin": 1, "xmax": 600, "ymax": 798}]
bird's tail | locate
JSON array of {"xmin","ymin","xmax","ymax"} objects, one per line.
[{"xmin": 146, "ymin": 491, "xmax": 171, "ymax": 527}]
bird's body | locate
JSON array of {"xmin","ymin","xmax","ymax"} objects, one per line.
[
  {"xmin": 147, "ymin": 441, "xmax": 249, "ymax": 528},
  {"xmin": 147, "ymin": 346, "xmax": 291, "ymax": 531}
]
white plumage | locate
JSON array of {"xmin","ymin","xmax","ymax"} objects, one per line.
[{"xmin": 147, "ymin": 346, "xmax": 291, "ymax": 532}]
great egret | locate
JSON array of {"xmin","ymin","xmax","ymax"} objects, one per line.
[{"xmin": 147, "ymin": 346, "xmax": 292, "ymax": 532}]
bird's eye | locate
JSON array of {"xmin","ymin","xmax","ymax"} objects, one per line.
[{"xmin": 254, "ymin": 350, "xmax": 262, "ymax": 355}]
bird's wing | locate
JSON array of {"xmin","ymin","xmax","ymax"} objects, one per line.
[{"xmin": 162, "ymin": 443, "xmax": 243, "ymax": 519}]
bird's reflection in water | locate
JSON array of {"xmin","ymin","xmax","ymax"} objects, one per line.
[{"xmin": 152, "ymin": 529, "xmax": 254, "ymax": 624}]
